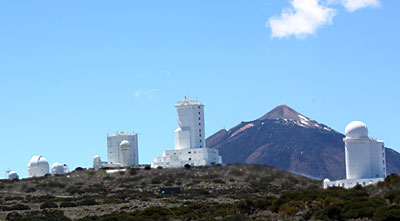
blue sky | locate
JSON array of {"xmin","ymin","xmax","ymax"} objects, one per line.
[{"xmin": 0, "ymin": 0, "xmax": 399, "ymax": 178}]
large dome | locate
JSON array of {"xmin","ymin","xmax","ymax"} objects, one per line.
[
  {"xmin": 28, "ymin": 156, "xmax": 49, "ymax": 177},
  {"xmin": 345, "ymin": 121, "xmax": 369, "ymax": 139},
  {"xmin": 28, "ymin": 156, "xmax": 49, "ymax": 167}
]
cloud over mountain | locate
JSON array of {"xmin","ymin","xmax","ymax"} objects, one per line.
[
  {"xmin": 341, "ymin": 0, "xmax": 380, "ymax": 12},
  {"xmin": 268, "ymin": 0, "xmax": 381, "ymax": 39}
]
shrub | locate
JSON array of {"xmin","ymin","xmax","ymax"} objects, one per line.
[
  {"xmin": 74, "ymin": 167, "xmax": 85, "ymax": 171},
  {"xmin": 278, "ymin": 201, "xmax": 305, "ymax": 215},
  {"xmin": 66, "ymin": 186, "xmax": 83, "ymax": 195},
  {"xmin": 213, "ymin": 179, "xmax": 225, "ymax": 184},
  {"xmin": 4, "ymin": 196, "xmax": 24, "ymax": 201},
  {"xmin": 47, "ymin": 181, "xmax": 66, "ymax": 189},
  {"xmin": 128, "ymin": 168, "xmax": 138, "ymax": 175},
  {"xmin": 184, "ymin": 164, "xmax": 191, "ymax": 170},
  {"xmin": 60, "ymin": 201, "xmax": 77, "ymax": 208},
  {"xmin": 314, "ymin": 204, "xmax": 342, "ymax": 220},
  {"xmin": 228, "ymin": 169, "xmax": 244, "ymax": 177},
  {"xmin": 6, "ymin": 212, "xmax": 21, "ymax": 220},
  {"xmin": 103, "ymin": 176, "xmax": 115, "ymax": 181},
  {"xmin": 25, "ymin": 187, "xmax": 36, "ymax": 193},
  {"xmin": 237, "ymin": 199, "xmax": 256, "ymax": 214},
  {"xmin": 144, "ymin": 165, "xmax": 151, "ymax": 170},
  {"xmin": 151, "ymin": 178, "xmax": 162, "ymax": 185},
  {"xmin": 79, "ymin": 198, "xmax": 98, "ymax": 206},
  {"xmin": 8, "ymin": 204, "xmax": 31, "ymax": 211},
  {"xmin": 40, "ymin": 201, "xmax": 58, "ymax": 209},
  {"xmin": 374, "ymin": 205, "xmax": 400, "ymax": 221},
  {"xmin": 136, "ymin": 206, "xmax": 176, "ymax": 219},
  {"xmin": 341, "ymin": 197, "xmax": 386, "ymax": 219},
  {"xmin": 384, "ymin": 190, "xmax": 400, "ymax": 203},
  {"xmin": 157, "ymin": 166, "xmax": 163, "ymax": 169}
]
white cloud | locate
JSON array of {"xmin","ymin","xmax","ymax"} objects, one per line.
[
  {"xmin": 133, "ymin": 89, "xmax": 158, "ymax": 99},
  {"xmin": 341, "ymin": 0, "xmax": 380, "ymax": 12},
  {"xmin": 268, "ymin": 0, "xmax": 336, "ymax": 39}
]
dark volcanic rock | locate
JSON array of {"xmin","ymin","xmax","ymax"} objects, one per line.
[{"xmin": 206, "ymin": 105, "xmax": 400, "ymax": 180}]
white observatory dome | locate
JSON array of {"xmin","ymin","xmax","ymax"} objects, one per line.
[
  {"xmin": 120, "ymin": 140, "xmax": 131, "ymax": 148},
  {"xmin": 93, "ymin": 155, "xmax": 101, "ymax": 161},
  {"xmin": 51, "ymin": 162, "xmax": 65, "ymax": 175},
  {"xmin": 345, "ymin": 121, "xmax": 369, "ymax": 139},
  {"xmin": 28, "ymin": 156, "xmax": 49, "ymax": 178},
  {"xmin": 7, "ymin": 171, "xmax": 19, "ymax": 180}
]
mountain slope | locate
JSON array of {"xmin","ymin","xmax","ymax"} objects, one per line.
[{"xmin": 207, "ymin": 105, "xmax": 400, "ymax": 180}]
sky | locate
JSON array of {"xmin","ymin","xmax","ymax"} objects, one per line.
[{"xmin": 0, "ymin": 0, "xmax": 399, "ymax": 178}]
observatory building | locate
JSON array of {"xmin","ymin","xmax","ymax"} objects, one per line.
[
  {"xmin": 28, "ymin": 156, "xmax": 50, "ymax": 178},
  {"xmin": 324, "ymin": 121, "xmax": 386, "ymax": 189},
  {"xmin": 7, "ymin": 171, "xmax": 19, "ymax": 180},
  {"xmin": 93, "ymin": 132, "xmax": 139, "ymax": 170},
  {"xmin": 51, "ymin": 162, "xmax": 69, "ymax": 175},
  {"xmin": 107, "ymin": 132, "xmax": 139, "ymax": 167},
  {"xmin": 152, "ymin": 97, "xmax": 222, "ymax": 168}
]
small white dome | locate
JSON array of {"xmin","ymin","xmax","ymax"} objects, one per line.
[
  {"xmin": 323, "ymin": 178, "xmax": 330, "ymax": 183},
  {"xmin": 120, "ymin": 140, "xmax": 131, "ymax": 148},
  {"xmin": 7, "ymin": 171, "xmax": 19, "ymax": 180},
  {"xmin": 345, "ymin": 121, "xmax": 368, "ymax": 139},
  {"xmin": 93, "ymin": 155, "xmax": 101, "ymax": 160},
  {"xmin": 51, "ymin": 162, "xmax": 65, "ymax": 175},
  {"xmin": 51, "ymin": 162, "xmax": 63, "ymax": 168}
]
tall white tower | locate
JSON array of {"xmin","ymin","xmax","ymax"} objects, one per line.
[
  {"xmin": 107, "ymin": 132, "xmax": 139, "ymax": 166},
  {"xmin": 344, "ymin": 121, "xmax": 386, "ymax": 179},
  {"xmin": 174, "ymin": 97, "xmax": 206, "ymax": 150}
]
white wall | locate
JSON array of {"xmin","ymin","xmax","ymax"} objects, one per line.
[
  {"xmin": 107, "ymin": 132, "xmax": 139, "ymax": 166},
  {"xmin": 324, "ymin": 178, "xmax": 384, "ymax": 189},
  {"xmin": 345, "ymin": 138, "xmax": 386, "ymax": 179},
  {"xmin": 152, "ymin": 147, "xmax": 222, "ymax": 168}
]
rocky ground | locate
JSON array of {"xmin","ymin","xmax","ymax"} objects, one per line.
[{"xmin": 0, "ymin": 164, "xmax": 399, "ymax": 220}]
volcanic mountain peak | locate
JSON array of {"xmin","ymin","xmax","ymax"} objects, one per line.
[{"xmin": 258, "ymin": 105, "xmax": 333, "ymax": 131}]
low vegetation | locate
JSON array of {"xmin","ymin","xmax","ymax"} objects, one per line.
[{"xmin": 0, "ymin": 164, "xmax": 399, "ymax": 220}]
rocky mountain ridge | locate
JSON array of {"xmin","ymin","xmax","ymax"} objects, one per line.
[{"xmin": 206, "ymin": 105, "xmax": 400, "ymax": 180}]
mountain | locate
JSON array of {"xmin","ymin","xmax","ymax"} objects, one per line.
[{"xmin": 206, "ymin": 105, "xmax": 400, "ymax": 180}]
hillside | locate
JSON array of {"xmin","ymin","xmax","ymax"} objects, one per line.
[
  {"xmin": 207, "ymin": 105, "xmax": 400, "ymax": 180},
  {"xmin": 0, "ymin": 165, "xmax": 319, "ymax": 220}
]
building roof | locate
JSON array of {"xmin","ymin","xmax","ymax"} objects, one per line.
[
  {"xmin": 345, "ymin": 121, "xmax": 369, "ymax": 139},
  {"xmin": 175, "ymin": 97, "xmax": 203, "ymax": 107}
]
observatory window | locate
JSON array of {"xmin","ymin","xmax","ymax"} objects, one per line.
[
  {"xmin": 198, "ymin": 106, "xmax": 200, "ymax": 108},
  {"xmin": 200, "ymin": 140, "xmax": 202, "ymax": 142},
  {"xmin": 199, "ymin": 117, "xmax": 201, "ymax": 120},
  {"xmin": 199, "ymin": 112, "xmax": 201, "ymax": 114},
  {"xmin": 200, "ymin": 146, "xmax": 202, "ymax": 148},
  {"xmin": 200, "ymin": 134, "xmax": 201, "ymax": 137},
  {"xmin": 189, "ymin": 158, "xmax": 191, "ymax": 161},
  {"xmin": 199, "ymin": 123, "xmax": 201, "ymax": 125},
  {"xmin": 188, "ymin": 151, "xmax": 191, "ymax": 154}
]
